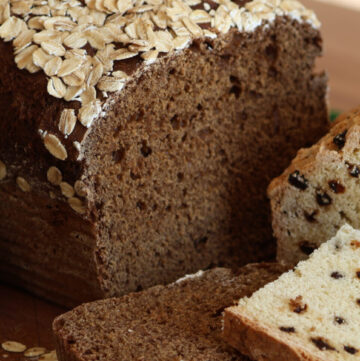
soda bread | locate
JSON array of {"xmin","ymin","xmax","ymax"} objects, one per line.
[
  {"xmin": 269, "ymin": 108, "xmax": 360, "ymax": 265},
  {"xmin": 224, "ymin": 224, "xmax": 360, "ymax": 361}
]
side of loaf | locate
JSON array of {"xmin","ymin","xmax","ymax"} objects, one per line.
[
  {"xmin": 268, "ymin": 107, "xmax": 360, "ymax": 265},
  {"xmin": 224, "ymin": 224, "xmax": 360, "ymax": 361},
  {"xmin": 0, "ymin": 0, "xmax": 329, "ymax": 306},
  {"xmin": 53, "ymin": 263, "xmax": 286, "ymax": 361}
]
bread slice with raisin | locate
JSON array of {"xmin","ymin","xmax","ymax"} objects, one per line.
[
  {"xmin": 224, "ymin": 224, "xmax": 360, "ymax": 361},
  {"xmin": 268, "ymin": 108, "xmax": 360, "ymax": 265},
  {"xmin": 53, "ymin": 263, "xmax": 285, "ymax": 361}
]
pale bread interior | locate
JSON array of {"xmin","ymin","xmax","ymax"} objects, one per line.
[{"xmin": 237, "ymin": 224, "xmax": 360, "ymax": 360}]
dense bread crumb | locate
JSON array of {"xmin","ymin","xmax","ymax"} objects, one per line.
[
  {"xmin": 53, "ymin": 263, "xmax": 286, "ymax": 361},
  {"xmin": 0, "ymin": 9, "xmax": 328, "ymax": 305},
  {"xmin": 224, "ymin": 224, "xmax": 360, "ymax": 361},
  {"xmin": 268, "ymin": 107, "xmax": 360, "ymax": 266},
  {"xmin": 84, "ymin": 19, "xmax": 328, "ymax": 298}
]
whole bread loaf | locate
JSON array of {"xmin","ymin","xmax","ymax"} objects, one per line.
[
  {"xmin": 268, "ymin": 107, "xmax": 360, "ymax": 265},
  {"xmin": 53, "ymin": 263, "xmax": 286, "ymax": 361},
  {"xmin": 224, "ymin": 224, "xmax": 360, "ymax": 361},
  {"xmin": 0, "ymin": 0, "xmax": 328, "ymax": 306}
]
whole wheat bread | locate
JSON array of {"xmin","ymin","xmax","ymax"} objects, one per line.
[
  {"xmin": 53, "ymin": 263, "xmax": 286, "ymax": 361},
  {"xmin": 0, "ymin": 0, "xmax": 328, "ymax": 306}
]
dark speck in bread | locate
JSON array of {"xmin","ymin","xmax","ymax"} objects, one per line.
[
  {"xmin": 288, "ymin": 171, "xmax": 309, "ymax": 190},
  {"xmin": 333, "ymin": 130, "xmax": 347, "ymax": 149},
  {"xmin": 311, "ymin": 337, "xmax": 336, "ymax": 351}
]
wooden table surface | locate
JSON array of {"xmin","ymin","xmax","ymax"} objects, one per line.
[{"xmin": 1, "ymin": 1, "xmax": 360, "ymax": 359}]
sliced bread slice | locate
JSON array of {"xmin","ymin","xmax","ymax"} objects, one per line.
[
  {"xmin": 268, "ymin": 108, "xmax": 360, "ymax": 265},
  {"xmin": 224, "ymin": 224, "xmax": 360, "ymax": 361},
  {"xmin": 53, "ymin": 263, "xmax": 285, "ymax": 361}
]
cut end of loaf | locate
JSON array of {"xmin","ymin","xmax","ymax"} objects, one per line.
[
  {"xmin": 224, "ymin": 224, "xmax": 360, "ymax": 361},
  {"xmin": 52, "ymin": 263, "xmax": 286, "ymax": 361}
]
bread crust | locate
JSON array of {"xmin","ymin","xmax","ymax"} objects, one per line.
[{"xmin": 224, "ymin": 307, "xmax": 327, "ymax": 361}]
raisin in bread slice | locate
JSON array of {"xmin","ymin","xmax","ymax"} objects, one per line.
[
  {"xmin": 224, "ymin": 224, "xmax": 360, "ymax": 361},
  {"xmin": 268, "ymin": 108, "xmax": 360, "ymax": 266},
  {"xmin": 53, "ymin": 263, "xmax": 285, "ymax": 361}
]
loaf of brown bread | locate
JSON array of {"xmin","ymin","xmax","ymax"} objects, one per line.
[
  {"xmin": 268, "ymin": 107, "xmax": 360, "ymax": 265},
  {"xmin": 53, "ymin": 263, "xmax": 286, "ymax": 361},
  {"xmin": 0, "ymin": 0, "xmax": 328, "ymax": 306}
]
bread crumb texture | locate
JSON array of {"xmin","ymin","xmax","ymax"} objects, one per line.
[
  {"xmin": 233, "ymin": 224, "xmax": 360, "ymax": 361},
  {"xmin": 269, "ymin": 109, "xmax": 360, "ymax": 265},
  {"xmin": 53, "ymin": 264, "xmax": 285, "ymax": 361},
  {"xmin": 0, "ymin": 0, "xmax": 319, "ymax": 160}
]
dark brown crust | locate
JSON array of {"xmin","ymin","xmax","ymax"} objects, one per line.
[{"xmin": 223, "ymin": 307, "xmax": 327, "ymax": 361}]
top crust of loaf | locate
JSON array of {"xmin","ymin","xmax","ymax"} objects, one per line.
[
  {"xmin": 53, "ymin": 263, "xmax": 286, "ymax": 361},
  {"xmin": 0, "ymin": 0, "xmax": 320, "ymax": 165}
]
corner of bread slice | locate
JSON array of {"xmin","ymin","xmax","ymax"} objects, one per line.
[
  {"xmin": 223, "ymin": 306, "xmax": 327, "ymax": 361},
  {"xmin": 223, "ymin": 224, "xmax": 360, "ymax": 361}
]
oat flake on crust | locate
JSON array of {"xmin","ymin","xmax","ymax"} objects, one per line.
[{"xmin": 0, "ymin": 0, "xmax": 319, "ymax": 160}]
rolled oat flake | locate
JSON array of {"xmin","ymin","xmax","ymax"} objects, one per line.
[
  {"xmin": 24, "ymin": 347, "xmax": 47, "ymax": 357},
  {"xmin": 1, "ymin": 341, "xmax": 27, "ymax": 353}
]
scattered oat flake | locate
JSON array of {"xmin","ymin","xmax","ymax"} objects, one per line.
[
  {"xmin": 44, "ymin": 56, "xmax": 62, "ymax": 76},
  {"xmin": 74, "ymin": 180, "xmax": 87, "ymax": 197},
  {"xmin": 47, "ymin": 77, "xmax": 66, "ymax": 98},
  {"xmin": 32, "ymin": 48, "xmax": 53, "ymax": 68},
  {"xmin": 80, "ymin": 86, "xmax": 96, "ymax": 105},
  {"xmin": 58, "ymin": 57, "xmax": 83, "ymax": 77},
  {"xmin": 68, "ymin": 197, "xmax": 86, "ymax": 214},
  {"xmin": 39, "ymin": 350, "xmax": 58, "ymax": 361},
  {"xmin": 78, "ymin": 100, "xmax": 101, "ymax": 128},
  {"xmin": 97, "ymin": 76, "xmax": 124, "ymax": 92},
  {"xmin": 87, "ymin": 63, "xmax": 104, "ymax": 87},
  {"xmin": 0, "ymin": 16, "xmax": 25, "ymax": 41},
  {"xmin": 16, "ymin": 176, "xmax": 31, "ymax": 192},
  {"xmin": 59, "ymin": 109, "xmax": 77, "ymax": 135},
  {"xmin": 24, "ymin": 347, "xmax": 46, "ymax": 358},
  {"xmin": 44, "ymin": 133, "xmax": 68, "ymax": 160},
  {"xmin": 60, "ymin": 181, "xmax": 75, "ymax": 198},
  {"xmin": 140, "ymin": 50, "xmax": 158, "ymax": 65},
  {"xmin": 1, "ymin": 341, "xmax": 27, "ymax": 353},
  {"xmin": 47, "ymin": 166, "xmax": 62, "ymax": 185},
  {"xmin": 41, "ymin": 40, "xmax": 66, "ymax": 56},
  {"xmin": 15, "ymin": 44, "xmax": 38, "ymax": 70}
]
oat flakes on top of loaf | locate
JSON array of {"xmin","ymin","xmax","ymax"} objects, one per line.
[
  {"xmin": 0, "ymin": 0, "xmax": 321, "ymax": 160},
  {"xmin": 268, "ymin": 107, "xmax": 360, "ymax": 266},
  {"xmin": 0, "ymin": 0, "xmax": 329, "ymax": 307},
  {"xmin": 224, "ymin": 224, "xmax": 360, "ymax": 361}
]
